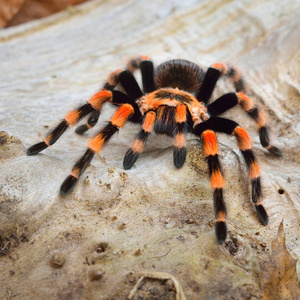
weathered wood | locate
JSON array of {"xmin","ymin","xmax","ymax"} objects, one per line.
[{"xmin": 0, "ymin": 0, "xmax": 299, "ymax": 298}]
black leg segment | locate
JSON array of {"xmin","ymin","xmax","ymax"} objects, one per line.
[
  {"xmin": 112, "ymin": 91, "xmax": 143, "ymax": 123},
  {"xmin": 140, "ymin": 60, "xmax": 155, "ymax": 93},
  {"xmin": 118, "ymin": 70, "xmax": 143, "ymax": 100},
  {"xmin": 75, "ymin": 110, "xmax": 100, "ymax": 135},
  {"xmin": 207, "ymin": 93, "xmax": 238, "ymax": 116},
  {"xmin": 196, "ymin": 67, "xmax": 221, "ymax": 104}
]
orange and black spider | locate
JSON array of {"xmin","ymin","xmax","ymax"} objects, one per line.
[{"xmin": 27, "ymin": 56, "xmax": 282, "ymax": 243}]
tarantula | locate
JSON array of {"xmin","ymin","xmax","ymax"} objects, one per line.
[{"xmin": 27, "ymin": 56, "xmax": 282, "ymax": 243}]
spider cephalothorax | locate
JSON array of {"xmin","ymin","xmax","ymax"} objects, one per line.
[{"xmin": 27, "ymin": 56, "xmax": 282, "ymax": 243}]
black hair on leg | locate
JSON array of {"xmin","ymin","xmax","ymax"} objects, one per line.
[
  {"xmin": 196, "ymin": 67, "xmax": 221, "ymax": 104},
  {"xmin": 118, "ymin": 70, "xmax": 143, "ymax": 100},
  {"xmin": 140, "ymin": 60, "xmax": 156, "ymax": 93},
  {"xmin": 207, "ymin": 93, "xmax": 238, "ymax": 116}
]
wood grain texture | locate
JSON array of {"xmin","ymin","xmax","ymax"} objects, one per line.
[{"xmin": 0, "ymin": 0, "xmax": 299, "ymax": 299}]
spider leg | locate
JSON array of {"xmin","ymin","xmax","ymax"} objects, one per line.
[
  {"xmin": 206, "ymin": 92, "xmax": 282, "ymax": 156},
  {"xmin": 74, "ymin": 69, "xmax": 122, "ymax": 135},
  {"xmin": 112, "ymin": 90, "xmax": 143, "ymax": 123},
  {"xmin": 123, "ymin": 111, "xmax": 156, "ymax": 170},
  {"xmin": 236, "ymin": 92, "xmax": 282, "ymax": 156},
  {"xmin": 198, "ymin": 62, "xmax": 281, "ymax": 156},
  {"xmin": 201, "ymin": 129, "xmax": 227, "ymax": 244},
  {"xmin": 196, "ymin": 67, "xmax": 221, "ymax": 105},
  {"xmin": 75, "ymin": 110, "xmax": 100, "ymax": 135},
  {"xmin": 215, "ymin": 63, "xmax": 246, "ymax": 92},
  {"xmin": 75, "ymin": 66, "xmax": 144, "ymax": 134},
  {"xmin": 233, "ymin": 126, "xmax": 268, "ymax": 225},
  {"xmin": 194, "ymin": 117, "xmax": 268, "ymax": 227},
  {"xmin": 77, "ymin": 90, "xmax": 143, "ymax": 134},
  {"xmin": 60, "ymin": 103, "xmax": 134, "ymax": 195},
  {"xmin": 206, "ymin": 92, "xmax": 239, "ymax": 116},
  {"xmin": 127, "ymin": 55, "xmax": 156, "ymax": 93},
  {"xmin": 173, "ymin": 104, "xmax": 187, "ymax": 168},
  {"xmin": 196, "ymin": 63, "xmax": 245, "ymax": 105},
  {"xmin": 27, "ymin": 90, "xmax": 112, "ymax": 155}
]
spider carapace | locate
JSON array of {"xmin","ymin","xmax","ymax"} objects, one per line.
[{"xmin": 27, "ymin": 56, "xmax": 282, "ymax": 243}]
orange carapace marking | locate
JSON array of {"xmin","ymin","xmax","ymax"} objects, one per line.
[
  {"xmin": 202, "ymin": 130, "xmax": 218, "ymax": 156},
  {"xmin": 234, "ymin": 127, "xmax": 252, "ymax": 151},
  {"xmin": 143, "ymin": 88, "xmax": 198, "ymax": 112}
]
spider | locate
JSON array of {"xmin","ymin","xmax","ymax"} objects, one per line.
[{"xmin": 27, "ymin": 56, "xmax": 282, "ymax": 243}]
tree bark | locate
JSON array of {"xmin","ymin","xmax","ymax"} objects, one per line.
[{"xmin": 0, "ymin": 0, "xmax": 299, "ymax": 299}]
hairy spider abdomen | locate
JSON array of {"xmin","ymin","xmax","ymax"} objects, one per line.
[{"xmin": 155, "ymin": 59, "xmax": 205, "ymax": 93}]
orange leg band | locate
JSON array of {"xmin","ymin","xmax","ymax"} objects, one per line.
[
  {"xmin": 202, "ymin": 130, "xmax": 219, "ymax": 156},
  {"xmin": 234, "ymin": 127, "xmax": 252, "ymax": 151}
]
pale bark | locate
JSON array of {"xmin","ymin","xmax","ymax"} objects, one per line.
[{"xmin": 0, "ymin": 0, "xmax": 299, "ymax": 299}]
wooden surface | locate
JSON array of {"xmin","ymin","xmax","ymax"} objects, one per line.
[
  {"xmin": 0, "ymin": 0, "xmax": 90, "ymax": 28},
  {"xmin": 0, "ymin": 0, "xmax": 300, "ymax": 299}
]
